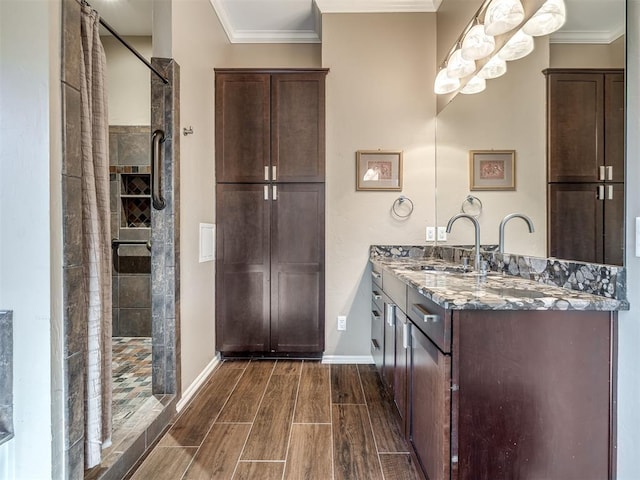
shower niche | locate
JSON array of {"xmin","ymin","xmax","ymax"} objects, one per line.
[{"xmin": 109, "ymin": 125, "xmax": 152, "ymax": 337}]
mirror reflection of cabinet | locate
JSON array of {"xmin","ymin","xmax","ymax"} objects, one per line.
[{"xmin": 546, "ymin": 69, "xmax": 625, "ymax": 265}]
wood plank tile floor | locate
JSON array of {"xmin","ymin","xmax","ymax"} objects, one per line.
[{"xmin": 126, "ymin": 360, "xmax": 423, "ymax": 480}]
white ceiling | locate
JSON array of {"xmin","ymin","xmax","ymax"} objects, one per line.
[{"xmin": 91, "ymin": 0, "xmax": 625, "ymax": 44}]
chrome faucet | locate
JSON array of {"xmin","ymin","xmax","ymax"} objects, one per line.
[
  {"xmin": 446, "ymin": 213, "xmax": 482, "ymax": 271},
  {"xmin": 498, "ymin": 213, "xmax": 535, "ymax": 254}
]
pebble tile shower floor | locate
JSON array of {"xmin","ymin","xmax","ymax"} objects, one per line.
[{"xmin": 112, "ymin": 337, "xmax": 152, "ymax": 431}]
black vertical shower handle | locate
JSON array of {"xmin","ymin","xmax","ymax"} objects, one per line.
[{"xmin": 151, "ymin": 129, "xmax": 166, "ymax": 210}]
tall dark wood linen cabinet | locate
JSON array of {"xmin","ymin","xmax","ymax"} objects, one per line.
[
  {"xmin": 214, "ymin": 69, "xmax": 328, "ymax": 358},
  {"xmin": 545, "ymin": 69, "xmax": 625, "ymax": 265}
]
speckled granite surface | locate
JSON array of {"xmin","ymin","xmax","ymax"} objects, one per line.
[{"xmin": 371, "ymin": 246, "xmax": 629, "ymax": 311}]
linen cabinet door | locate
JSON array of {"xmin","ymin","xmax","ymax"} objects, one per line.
[
  {"xmin": 410, "ymin": 326, "xmax": 451, "ymax": 480},
  {"xmin": 546, "ymin": 72, "xmax": 604, "ymax": 183},
  {"xmin": 548, "ymin": 183, "xmax": 604, "ymax": 264},
  {"xmin": 604, "ymin": 182, "xmax": 624, "ymax": 265},
  {"xmin": 215, "ymin": 72, "xmax": 271, "ymax": 183},
  {"xmin": 271, "ymin": 73, "xmax": 326, "ymax": 182},
  {"xmin": 604, "ymin": 72, "xmax": 625, "ymax": 182},
  {"xmin": 216, "ymin": 184, "xmax": 271, "ymax": 354},
  {"xmin": 270, "ymin": 183, "xmax": 325, "ymax": 354}
]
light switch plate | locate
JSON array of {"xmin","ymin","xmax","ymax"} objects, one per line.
[
  {"xmin": 437, "ymin": 226, "xmax": 447, "ymax": 241},
  {"xmin": 199, "ymin": 223, "xmax": 215, "ymax": 263},
  {"xmin": 337, "ymin": 316, "xmax": 347, "ymax": 331},
  {"xmin": 636, "ymin": 217, "xmax": 640, "ymax": 257}
]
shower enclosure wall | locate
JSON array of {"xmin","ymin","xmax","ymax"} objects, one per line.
[{"xmin": 109, "ymin": 125, "xmax": 152, "ymax": 337}]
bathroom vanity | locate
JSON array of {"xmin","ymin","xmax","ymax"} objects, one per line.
[{"xmin": 370, "ymin": 246, "xmax": 627, "ymax": 480}]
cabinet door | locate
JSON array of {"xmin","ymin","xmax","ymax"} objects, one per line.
[
  {"xmin": 548, "ymin": 183, "xmax": 604, "ymax": 264},
  {"xmin": 215, "ymin": 73, "xmax": 271, "ymax": 183},
  {"xmin": 604, "ymin": 183, "xmax": 624, "ymax": 265},
  {"xmin": 605, "ymin": 73, "xmax": 625, "ymax": 182},
  {"xmin": 410, "ymin": 326, "xmax": 451, "ymax": 480},
  {"xmin": 270, "ymin": 183, "xmax": 325, "ymax": 353},
  {"xmin": 394, "ymin": 310, "xmax": 409, "ymax": 436},
  {"xmin": 547, "ymin": 73, "xmax": 604, "ymax": 182},
  {"xmin": 216, "ymin": 184, "xmax": 271, "ymax": 352},
  {"xmin": 271, "ymin": 73, "xmax": 326, "ymax": 182}
]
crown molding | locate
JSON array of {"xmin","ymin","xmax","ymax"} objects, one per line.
[
  {"xmin": 314, "ymin": 0, "xmax": 441, "ymax": 13},
  {"xmin": 550, "ymin": 26, "xmax": 625, "ymax": 44}
]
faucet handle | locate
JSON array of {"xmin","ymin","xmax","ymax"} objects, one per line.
[{"xmin": 461, "ymin": 257, "xmax": 470, "ymax": 272}]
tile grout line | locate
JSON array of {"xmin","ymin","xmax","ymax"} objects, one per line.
[
  {"xmin": 356, "ymin": 365, "xmax": 387, "ymax": 480},
  {"xmin": 178, "ymin": 360, "xmax": 248, "ymax": 480},
  {"xmin": 329, "ymin": 364, "xmax": 336, "ymax": 480},
  {"xmin": 280, "ymin": 359, "xmax": 304, "ymax": 480},
  {"xmin": 231, "ymin": 360, "xmax": 277, "ymax": 477}
]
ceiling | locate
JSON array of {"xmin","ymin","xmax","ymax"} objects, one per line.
[{"xmin": 91, "ymin": 0, "xmax": 625, "ymax": 44}]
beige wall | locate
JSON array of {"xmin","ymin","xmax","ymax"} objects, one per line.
[
  {"xmin": 322, "ymin": 13, "xmax": 437, "ymax": 356},
  {"xmin": 103, "ymin": 36, "xmax": 152, "ymax": 125},
  {"xmin": 171, "ymin": 0, "xmax": 321, "ymax": 392},
  {"xmin": 550, "ymin": 36, "xmax": 625, "ymax": 68},
  {"xmin": 436, "ymin": 39, "xmax": 549, "ymax": 256}
]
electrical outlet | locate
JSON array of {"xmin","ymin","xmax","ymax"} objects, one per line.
[
  {"xmin": 437, "ymin": 226, "xmax": 447, "ymax": 241},
  {"xmin": 337, "ymin": 315, "xmax": 347, "ymax": 331},
  {"xmin": 426, "ymin": 226, "xmax": 436, "ymax": 242}
]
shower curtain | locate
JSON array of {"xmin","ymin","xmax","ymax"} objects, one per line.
[{"xmin": 80, "ymin": 4, "xmax": 112, "ymax": 468}]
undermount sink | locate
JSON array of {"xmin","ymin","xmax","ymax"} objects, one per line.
[{"xmin": 404, "ymin": 264, "xmax": 470, "ymax": 275}]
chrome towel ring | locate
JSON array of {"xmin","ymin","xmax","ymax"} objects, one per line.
[{"xmin": 392, "ymin": 195, "xmax": 414, "ymax": 218}]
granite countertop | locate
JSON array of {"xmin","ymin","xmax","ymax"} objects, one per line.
[{"xmin": 371, "ymin": 256, "xmax": 628, "ymax": 311}]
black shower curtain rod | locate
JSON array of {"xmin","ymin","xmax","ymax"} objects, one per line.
[
  {"xmin": 82, "ymin": 0, "xmax": 170, "ymax": 85},
  {"xmin": 98, "ymin": 17, "xmax": 169, "ymax": 85}
]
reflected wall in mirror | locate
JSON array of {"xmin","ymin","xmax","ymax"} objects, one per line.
[{"xmin": 435, "ymin": 0, "xmax": 625, "ymax": 262}]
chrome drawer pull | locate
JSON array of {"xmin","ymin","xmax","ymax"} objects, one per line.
[
  {"xmin": 412, "ymin": 304, "xmax": 440, "ymax": 323},
  {"xmin": 371, "ymin": 271, "xmax": 382, "ymax": 280},
  {"xmin": 372, "ymin": 292, "xmax": 382, "ymax": 300},
  {"xmin": 371, "ymin": 311, "xmax": 381, "ymax": 321},
  {"xmin": 386, "ymin": 303, "xmax": 396, "ymax": 327},
  {"xmin": 371, "ymin": 339, "xmax": 380, "ymax": 351}
]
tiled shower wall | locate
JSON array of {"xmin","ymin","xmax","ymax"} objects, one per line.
[{"xmin": 109, "ymin": 126, "xmax": 152, "ymax": 337}]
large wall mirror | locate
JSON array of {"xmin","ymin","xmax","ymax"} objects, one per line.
[{"xmin": 435, "ymin": 0, "xmax": 625, "ymax": 264}]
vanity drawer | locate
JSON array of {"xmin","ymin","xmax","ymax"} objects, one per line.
[
  {"xmin": 371, "ymin": 262, "xmax": 383, "ymax": 289},
  {"xmin": 407, "ymin": 287, "xmax": 451, "ymax": 354},
  {"xmin": 383, "ymin": 270, "xmax": 407, "ymax": 313}
]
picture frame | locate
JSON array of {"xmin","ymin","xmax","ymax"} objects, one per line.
[
  {"xmin": 356, "ymin": 150, "xmax": 403, "ymax": 191},
  {"xmin": 469, "ymin": 150, "xmax": 516, "ymax": 191}
]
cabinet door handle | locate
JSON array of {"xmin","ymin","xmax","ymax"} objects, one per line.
[
  {"xmin": 403, "ymin": 322, "xmax": 410, "ymax": 349},
  {"xmin": 264, "ymin": 185, "xmax": 269, "ymax": 200},
  {"xmin": 371, "ymin": 271, "xmax": 382, "ymax": 280},
  {"xmin": 272, "ymin": 166, "xmax": 277, "ymax": 181},
  {"xmin": 597, "ymin": 185, "xmax": 605, "ymax": 200},
  {"xmin": 272, "ymin": 185, "xmax": 277, "ymax": 200},
  {"xmin": 371, "ymin": 339, "xmax": 380, "ymax": 351},
  {"xmin": 372, "ymin": 291, "xmax": 382, "ymax": 300},
  {"xmin": 265, "ymin": 166, "xmax": 270, "ymax": 181},
  {"xmin": 607, "ymin": 185, "xmax": 614, "ymax": 200},
  {"xmin": 411, "ymin": 304, "xmax": 439, "ymax": 324},
  {"xmin": 599, "ymin": 165, "xmax": 606, "ymax": 181},
  {"xmin": 371, "ymin": 311, "xmax": 380, "ymax": 322},
  {"xmin": 386, "ymin": 303, "xmax": 395, "ymax": 327},
  {"xmin": 606, "ymin": 166, "xmax": 613, "ymax": 181}
]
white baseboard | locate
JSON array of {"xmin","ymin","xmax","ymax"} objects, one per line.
[
  {"xmin": 322, "ymin": 355, "xmax": 374, "ymax": 364},
  {"xmin": 176, "ymin": 355, "xmax": 221, "ymax": 412}
]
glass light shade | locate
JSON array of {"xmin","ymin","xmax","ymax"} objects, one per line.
[
  {"xmin": 461, "ymin": 24, "xmax": 496, "ymax": 61},
  {"xmin": 446, "ymin": 49, "xmax": 476, "ymax": 79},
  {"xmin": 498, "ymin": 30, "xmax": 534, "ymax": 61},
  {"xmin": 460, "ymin": 76, "xmax": 486, "ymax": 95},
  {"xmin": 477, "ymin": 56, "xmax": 507, "ymax": 79},
  {"xmin": 484, "ymin": 0, "xmax": 525, "ymax": 36},
  {"xmin": 522, "ymin": 0, "xmax": 566, "ymax": 36},
  {"xmin": 434, "ymin": 68, "xmax": 460, "ymax": 94}
]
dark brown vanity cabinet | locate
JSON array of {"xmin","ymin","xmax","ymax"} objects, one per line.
[
  {"xmin": 371, "ymin": 267, "xmax": 384, "ymax": 370},
  {"xmin": 215, "ymin": 69, "xmax": 327, "ymax": 357},
  {"xmin": 370, "ymin": 264, "xmax": 617, "ymax": 480},
  {"xmin": 545, "ymin": 69, "xmax": 625, "ymax": 265}
]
